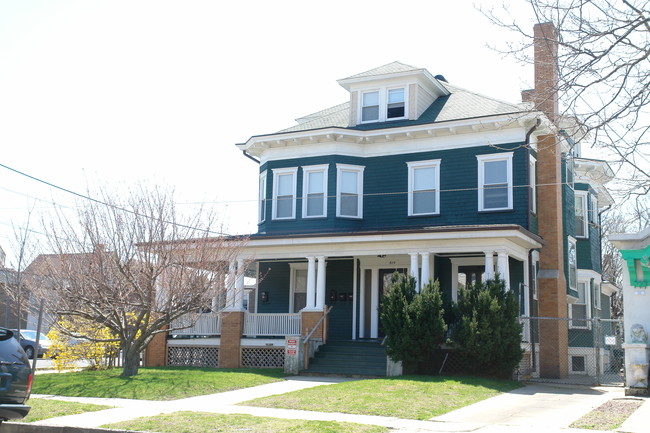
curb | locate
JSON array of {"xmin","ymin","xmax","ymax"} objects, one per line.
[{"xmin": 2, "ymin": 424, "xmax": 139, "ymax": 433}]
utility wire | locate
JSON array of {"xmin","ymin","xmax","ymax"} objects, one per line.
[{"xmin": 0, "ymin": 162, "xmax": 230, "ymax": 237}]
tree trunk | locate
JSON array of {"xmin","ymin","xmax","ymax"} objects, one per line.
[{"xmin": 121, "ymin": 348, "xmax": 141, "ymax": 377}]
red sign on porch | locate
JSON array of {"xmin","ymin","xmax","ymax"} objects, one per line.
[
  {"xmin": 287, "ymin": 339, "xmax": 297, "ymax": 348},
  {"xmin": 287, "ymin": 349, "xmax": 297, "ymax": 355}
]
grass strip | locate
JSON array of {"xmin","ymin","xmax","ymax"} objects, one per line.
[
  {"xmin": 570, "ymin": 398, "xmax": 643, "ymax": 430},
  {"xmin": 244, "ymin": 375, "xmax": 521, "ymax": 420},
  {"xmin": 105, "ymin": 411, "xmax": 388, "ymax": 433},
  {"xmin": 31, "ymin": 367, "xmax": 285, "ymax": 400},
  {"xmin": 24, "ymin": 398, "xmax": 112, "ymax": 422}
]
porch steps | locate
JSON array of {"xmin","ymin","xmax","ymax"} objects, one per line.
[{"xmin": 302, "ymin": 340, "xmax": 387, "ymax": 377}]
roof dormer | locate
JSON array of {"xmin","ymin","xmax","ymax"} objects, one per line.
[{"xmin": 337, "ymin": 61, "xmax": 450, "ymax": 127}]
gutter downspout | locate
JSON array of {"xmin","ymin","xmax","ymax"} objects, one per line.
[
  {"xmin": 598, "ymin": 204, "xmax": 613, "ymax": 282},
  {"xmin": 242, "ymin": 150, "xmax": 260, "ymax": 164}
]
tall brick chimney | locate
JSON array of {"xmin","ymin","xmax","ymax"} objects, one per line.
[{"xmin": 527, "ymin": 22, "xmax": 569, "ymax": 379}]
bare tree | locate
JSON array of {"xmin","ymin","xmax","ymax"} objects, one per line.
[
  {"xmin": 482, "ymin": 0, "xmax": 650, "ymax": 197},
  {"xmin": 31, "ymin": 186, "xmax": 246, "ymax": 377}
]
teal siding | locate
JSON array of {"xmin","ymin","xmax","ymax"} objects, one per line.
[
  {"xmin": 326, "ymin": 259, "xmax": 354, "ymax": 340},
  {"xmin": 257, "ymin": 143, "xmax": 530, "ymax": 236},
  {"xmin": 257, "ymin": 261, "xmax": 292, "ymax": 313}
]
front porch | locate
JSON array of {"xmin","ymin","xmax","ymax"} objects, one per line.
[{"xmin": 152, "ymin": 225, "xmax": 543, "ymax": 373}]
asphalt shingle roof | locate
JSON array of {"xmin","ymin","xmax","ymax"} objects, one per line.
[
  {"xmin": 277, "ymin": 83, "xmax": 527, "ymax": 134},
  {"xmin": 341, "ymin": 61, "xmax": 421, "ymax": 80}
]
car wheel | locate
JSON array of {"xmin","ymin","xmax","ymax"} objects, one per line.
[{"xmin": 24, "ymin": 346, "xmax": 34, "ymax": 359}]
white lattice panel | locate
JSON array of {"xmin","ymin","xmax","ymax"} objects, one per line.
[
  {"xmin": 168, "ymin": 346, "xmax": 218, "ymax": 367},
  {"xmin": 241, "ymin": 347, "xmax": 284, "ymax": 368}
]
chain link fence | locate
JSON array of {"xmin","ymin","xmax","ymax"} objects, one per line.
[{"xmin": 517, "ymin": 316, "xmax": 624, "ymax": 386}]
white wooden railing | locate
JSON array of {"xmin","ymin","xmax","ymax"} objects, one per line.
[
  {"xmin": 170, "ymin": 313, "xmax": 221, "ymax": 336},
  {"xmin": 243, "ymin": 313, "xmax": 301, "ymax": 337}
]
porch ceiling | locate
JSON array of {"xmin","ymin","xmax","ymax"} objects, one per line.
[{"xmin": 241, "ymin": 225, "xmax": 543, "ymax": 261}]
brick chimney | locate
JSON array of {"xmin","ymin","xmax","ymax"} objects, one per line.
[{"xmin": 528, "ymin": 22, "xmax": 569, "ymax": 379}]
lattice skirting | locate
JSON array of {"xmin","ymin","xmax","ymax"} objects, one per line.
[
  {"xmin": 241, "ymin": 347, "xmax": 285, "ymax": 368},
  {"xmin": 168, "ymin": 346, "xmax": 219, "ymax": 367}
]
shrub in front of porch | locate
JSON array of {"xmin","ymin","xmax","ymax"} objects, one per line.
[
  {"xmin": 379, "ymin": 273, "xmax": 446, "ymax": 371},
  {"xmin": 452, "ymin": 277, "xmax": 523, "ymax": 378}
]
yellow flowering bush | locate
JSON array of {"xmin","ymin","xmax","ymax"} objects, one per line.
[{"xmin": 46, "ymin": 317, "xmax": 120, "ymax": 372}]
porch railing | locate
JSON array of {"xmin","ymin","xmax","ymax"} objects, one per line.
[
  {"xmin": 170, "ymin": 312, "xmax": 221, "ymax": 336},
  {"xmin": 243, "ymin": 313, "xmax": 301, "ymax": 337}
]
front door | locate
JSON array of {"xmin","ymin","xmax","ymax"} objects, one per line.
[{"xmin": 457, "ymin": 265, "xmax": 485, "ymax": 290}]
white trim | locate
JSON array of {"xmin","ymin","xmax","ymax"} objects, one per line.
[
  {"xmin": 529, "ymin": 156, "xmax": 537, "ymax": 215},
  {"xmin": 477, "ymin": 152, "xmax": 513, "ymax": 211},
  {"xmin": 358, "ymin": 86, "xmax": 408, "ymax": 124},
  {"xmin": 336, "ymin": 163, "xmax": 364, "ymax": 219},
  {"xmin": 288, "ymin": 263, "xmax": 308, "ymax": 313},
  {"xmin": 451, "ymin": 257, "xmax": 485, "ymax": 302},
  {"xmin": 407, "ymin": 159, "xmax": 441, "ymax": 216},
  {"xmin": 532, "ymin": 250, "xmax": 540, "ymax": 300},
  {"xmin": 258, "ymin": 170, "xmax": 267, "ymax": 223},
  {"xmin": 590, "ymin": 194, "xmax": 598, "ymax": 225},
  {"xmin": 302, "ymin": 164, "xmax": 329, "ymax": 219},
  {"xmin": 568, "ymin": 237, "xmax": 577, "ymax": 290},
  {"xmin": 574, "ymin": 191, "xmax": 589, "ymax": 239},
  {"xmin": 272, "ymin": 167, "xmax": 298, "ymax": 220},
  {"xmin": 569, "ymin": 279, "xmax": 591, "ymax": 329},
  {"xmin": 352, "ymin": 257, "xmax": 358, "ymax": 340}
]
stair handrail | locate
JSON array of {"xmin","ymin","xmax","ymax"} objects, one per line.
[{"xmin": 303, "ymin": 305, "xmax": 333, "ymax": 370}]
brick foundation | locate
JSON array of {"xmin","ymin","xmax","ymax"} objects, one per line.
[{"xmin": 219, "ymin": 311, "xmax": 244, "ymax": 368}]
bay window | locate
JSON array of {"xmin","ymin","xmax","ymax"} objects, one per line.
[
  {"xmin": 477, "ymin": 153, "xmax": 513, "ymax": 211},
  {"xmin": 272, "ymin": 167, "xmax": 297, "ymax": 220},
  {"xmin": 302, "ymin": 164, "xmax": 328, "ymax": 218},
  {"xmin": 407, "ymin": 159, "xmax": 441, "ymax": 216},
  {"xmin": 336, "ymin": 164, "xmax": 364, "ymax": 218}
]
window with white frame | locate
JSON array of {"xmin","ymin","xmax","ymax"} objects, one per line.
[
  {"xmin": 407, "ymin": 159, "xmax": 441, "ymax": 216},
  {"xmin": 387, "ymin": 88, "xmax": 405, "ymax": 119},
  {"xmin": 336, "ymin": 164, "xmax": 364, "ymax": 218},
  {"xmin": 302, "ymin": 164, "xmax": 328, "ymax": 218},
  {"xmin": 592, "ymin": 279, "xmax": 601, "ymax": 310},
  {"xmin": 570, "ymin": 280, "xmax": 590, "ymax": 329},
  {"xmin": 529, "ymin": 156, "xmax": 537, "ymax": 214},
  {"xmin": 477, "ymin": 153, "xmax": 513, "ymax": 211},
  {"xmin": 568, "ymin": 238, "xmax": 577, "ymax": 290},
  {"xmin": 566, "ymin": 156, "xmax": 575, "ymax": 188},
  {"xmin": 575, "ymin": 191, "xmax": 588, "ymax": 238},
  {"xmin": 361, "ymin": 91, "xmax": 379, "ymax": 122},
  {"xmin": 258, "ymin": 171, "xmax": 267, "ymax": 223},
  {"xmin": 359, "ymin": 88, "xmax": 407, "ymax": 123},
  {"xmin": 590, "ymin": 195, "xmax": 598, "ymax": 225},
  {"xmin": 272, "ymin": 167, "xmax": 297, "ymax": 220}
]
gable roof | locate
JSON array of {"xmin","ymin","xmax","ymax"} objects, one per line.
[{"xmin": 278, "ymin": 83, "xmax": 527, "ymax": 134}]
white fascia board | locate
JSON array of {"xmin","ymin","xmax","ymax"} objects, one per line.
[
  {"xmin": 240, "ymin": 229, "xmax": 541, "ymax": 260},
  {"xmin": 238, "ymin": 112, "xmax": 541, "ymax": 157},
  {"xmin": 610, "ymin": 227, "xmax": 650, "ymax": 250},
  {"xmin": 577, "ymin": 269, "xmax": 602, "ymax": 282},
  {"xmin": 168, "ymin": 338, "xmax": 220, "ymax": 347}
]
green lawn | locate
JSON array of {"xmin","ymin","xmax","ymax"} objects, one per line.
[
  {"xmin": 24, "ymin": 398, "xmax": 112, "ymax": 422},
  {"xmin": 105, "ymin": 412, "xmax": 388, "ymax": 433},
  {"xmin": 244, "ymin": 375, "xmax": 522, "ymax": 420},
  {"xmin": 32, "ymin": 367, "xmax": 285, "ymax": 400}
]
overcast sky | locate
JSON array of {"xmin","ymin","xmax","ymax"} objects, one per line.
[{"xmin": 0, "ymin": 0, "xmax": 548, "ymax": 265}]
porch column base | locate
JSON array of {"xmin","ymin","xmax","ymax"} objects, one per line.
[
  {"xmin": 219, "ymin": 311, "xmax": 244, "ymax": 368},
  {"xmin": 144, "ymin": 326, "xmax": 168, "ymax": 367}
]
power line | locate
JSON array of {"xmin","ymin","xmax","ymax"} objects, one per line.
[{"xmin": 0, "ymin": 162, "xmax": 230, "ymax": 237}]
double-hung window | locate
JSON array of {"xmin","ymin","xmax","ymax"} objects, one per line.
[
  {"xmin": 387, "ymin": 88, "xmax": 405, "ymax": 119},
  {"xmin": 360, "ymin": 88, "xmax": 407, "ymax": 123},
  {"xmin": 336, "ymin": 164, "xmax": 364, "ymax": 218},
  {"xmin": 590, "ymin": 195, "xmax": 598, "ymax": 225},
  {"xmin": 258, "ymin": 171, "xmax": 267, "ymax": 223},
  {"xmin": 407, "ymin": 159, "xmax": 441, "ymax": 216},
  {"xmin": 361, "ymin": 91, "xmax": 379, "ymax": 122},
  {"xmin": 575, "ymin": 191, "xmax": 588, "ymax": 238},
  {"xmin": 570, "ymin": 280, "xmax": 590, "ymax": 329},
  {"xmin": 302, "ymin": 164, "xmax": 328, "ymax": 218},
  {"xmin": 568, "ymin": 237, "xmax": 577, "ymax": 290},
  {"xmin": 477, "ymin": 153, "xmax": 513, "ymax": 211},
  {"xmin": 272, "ymin": 167, "xmax": 297, "ymax": 220}
]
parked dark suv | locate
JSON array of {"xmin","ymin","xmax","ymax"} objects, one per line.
[{"xmin": 0, "ymin": 328, "xmax": 32, "ymax": 423}]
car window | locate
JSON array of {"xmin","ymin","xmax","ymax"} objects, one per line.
[{"xmin": 0, "ymin": 328, "xmax": 14, "ymax": 341}]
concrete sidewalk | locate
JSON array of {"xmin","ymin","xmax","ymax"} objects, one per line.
[{"xmin": 24, "ymin": 378, "xmax": 650, "ymax": 433}]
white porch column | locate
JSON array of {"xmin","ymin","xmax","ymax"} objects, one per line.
[
  {"xmin": 420, "ymin": 252, "xmax": 430, "ymax": 288},
  {"xmin": 484, "ymin": 251, "xmax": 495, "ymax": 281},
  {"xmin": 305, "ymin": 256, "xmax": 316, "ymax": 310},
  {"xmin": 315, "ymin": 256, "xmax": 327, "ymax": 309},
  {"xmin": 497, "ymin": 250, "xmax": 510, "ymax": 290},
  {"xmin": 226, "ymin": 260, "xmax": 236, "ymax": 309},
  {"xmin": 235, "ymin": 258, "xmax": 245, "ymax": 310},
  {"xmin": 409, "ymin": 253, "xmax": 420, "ymax": 291},
  {"xmin": 370, "ymin": 268, "xmax": 379, "ymax": 339}
]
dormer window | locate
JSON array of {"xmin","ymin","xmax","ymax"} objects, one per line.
[
  {"xmin": 387, "ymin": 88, "xmax": 405, "ymax": 119},
  {"xmin": 362, "ymin": 91, "xmax": 379, "ymax": 122},
  {"xmin": 359, "ymin": 87, "xmax": 407, "ymax": 123}
]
